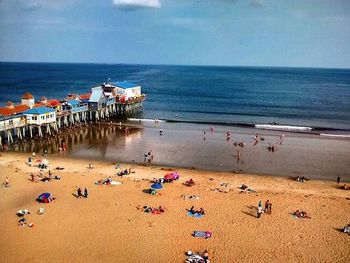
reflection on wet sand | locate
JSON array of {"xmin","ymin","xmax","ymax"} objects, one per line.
[{"xmin": 10, "ymin": 124, "xmax": 143, "ymax": 159}]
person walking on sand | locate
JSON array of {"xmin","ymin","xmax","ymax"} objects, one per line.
[
  {"xmin": 257, "ymin": 206, "xmax": 263, "ymax": 218},
  {"xmin": 337, "ymin": 176, "xmax": 341, "ymax": 184},
  {"xmin": 84, "ymin": 188, "xmax": 88, "ymax": 198},
  {"xmin": 32, "ymin": 152, "xmax": 36, "ymax": 159},
  {"xmin": 77, "ymin": 188, "xmax": 82, "ymax": 198}
]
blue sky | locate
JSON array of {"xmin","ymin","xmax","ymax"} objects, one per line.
[{"xmin": 0, "ymin": 0, "xmax": 349, "ymax": 68}]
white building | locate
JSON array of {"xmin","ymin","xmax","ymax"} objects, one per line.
[
  {"xmin": 24, "ymin": 106, "xmax": 56, "ymax": 125},
  {"xmin": 21, "ymin": 92, "xmax": 35, "ymax": 109},
  {"xmin": 114, "ymin": 81, "xmax": 141, "ymax": 100}
]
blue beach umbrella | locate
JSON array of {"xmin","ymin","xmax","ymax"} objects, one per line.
[{"xmin": 151, "ymin": 183, "xmax": 163, "ymax": 190}]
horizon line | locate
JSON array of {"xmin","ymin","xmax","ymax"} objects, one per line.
[{"xmin": 0, "ymin": 60, "xmax": 349, "ymax": 70}]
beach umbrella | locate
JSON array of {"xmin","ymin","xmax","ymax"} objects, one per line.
[
  {"xmin": 151, "ymin": 183, "xmax": 163, "ymax": 190},
  {"xmin": 37, "ymin": 192, "xmax": 51, "ymax": 202},
  {"xmin": 164, "ymin": 173, "xmax": 174, "ymax": 180},
  {"xmin": 164, "ymin": 172, "xmax": 180, "ymax": 180}
]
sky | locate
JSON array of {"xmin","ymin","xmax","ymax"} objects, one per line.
[{"xmin": 0, "ymin": 0, "xmax": 349, "ymax": 68}]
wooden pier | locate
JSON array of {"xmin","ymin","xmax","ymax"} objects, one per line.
[{"xmin": 0, "ymin": 81, "xmax": 145, "ymax": 149}]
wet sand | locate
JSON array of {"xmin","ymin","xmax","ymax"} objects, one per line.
[
  {"xmin": 11, "ymin": 122, "xmax": 350, "ymax": 181},
  {"xmin": 0, "ymin": 152, "xmax": 349, "ymax": 262}
]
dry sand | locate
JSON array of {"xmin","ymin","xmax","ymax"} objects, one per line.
[{"xmin": 0, "ymin": 152, "xmax": 349, "ymax": 262}]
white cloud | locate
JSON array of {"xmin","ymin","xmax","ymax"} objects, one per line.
[{"xmin": 113, "ymin": 0, "xmax": 161, "ymax": 10}]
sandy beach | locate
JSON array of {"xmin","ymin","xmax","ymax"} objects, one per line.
[{"xmin": 0, "ymin": 152, "xmax": 349, "ymax": 262}]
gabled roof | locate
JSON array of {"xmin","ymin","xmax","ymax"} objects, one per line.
[
  {"xmin": 0, "ymin": 104, "xmax": 29, "ymax": 116},
  {"xmin": 47, "ymin": 99, "xmax": 61, "ymax": 107},
  {"xmin": 24, "ymin": 106, "xmax": 55, "ymax": 115},
  {"xmin": 114, "ymin": 81, "xmax": 139, "ymax": 89},
  {"xmin": 80, "ymin": 93, "xmax": 91, "ymax": 100},
  {"xmin": 22, "ymin": 92, "xmax": 34, "ymax": 99},
  {"xmin": 89, "ymin": 89, "xmax": 105, "ymax": 102}
]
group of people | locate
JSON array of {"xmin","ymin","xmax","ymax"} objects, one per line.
[
  {"xmin": 296, "ymin": 176, "xmax": 307, "ymax": 183},
  {"xmin": 30, "ymin": 170, "xmax": 61, "ymax": 183},
  {"xmin": 117, "ymin": 168, "xmax": 131, "ymax": 177},
  {"xmin": 144, "ymin": 150, "xmax": 154, "ymax": 163},
  {"xmin": 293, "ymin": 210, "xmax": 311, "ymax": 219},
  {"xmin": 189, "ymin": 206, "xmax": 205, "ymax": 216},
  {"xmin": 257, "ymin": 200, "xmax": 272, "ymax": 218},
  {"xmin": 77, "ymin": 187, "xmax": 88, "ymax": 198}
]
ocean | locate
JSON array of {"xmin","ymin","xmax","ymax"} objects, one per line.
[{"xmin": 1, "ymin": 62, "xmax": 350, "ymax": 133}]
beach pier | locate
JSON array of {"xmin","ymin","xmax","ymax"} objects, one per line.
[{"xmin": 0, "ymin": 80, "xmax": 145, "ymax": 147}]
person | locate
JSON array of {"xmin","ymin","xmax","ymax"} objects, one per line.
[
  {"xmin": 44, "ymin": 149, "xmax": 48, "ymax": 157},
  {"xmin": 28, "ymin": 157, "xmax": 32, "ymax": 167},
  {"xmin": 84, "ymin": 188, "xmax": 88, "ymax": 198},
  {"xmin": 265, "ymin": 200, "xmax": 272, "ymax": 214},
  {"xmin": 337, "ymin": 176, "xmax": 341, "ymax": 184},
  {"xmin": 257, "ymin": 206, "xmax": 263, "ymax": 218},
  {"xmin": 32, "ymin": 152, "xmax": 36, "ymax": 159},
  {"xmin": 342, "ymin": 224, "xmax": 350, "ymax": 233},
  {"xmin": 203, "ymin": 250, "xmax": 209, "ymax": 262},
  {"xmin": 77, "ymin": 188, "xmax": 82, "ymax": 198},
  {"xmin": 199, "ymin": 208, "xmax": 205, "ymax": 215},
  {"xmin": 88, "ymin": 163, "xmax": 93, "ymax": 169},
  {"xmin": 31, "ymin": 173, "xmax": 36, "ymax": 182},
  {"xmin": 3, "ymin": 177, "xmax": 10, "ymax": 187},
  {"xmin": 189, "ymin": 206, "xmax": 195, "ymax": 213},
  {"xmin": 236, "ymin": 150, "xmax": 241, "ymax": 163}
]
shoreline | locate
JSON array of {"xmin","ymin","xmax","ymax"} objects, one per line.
[{"xmin": 7, "ymin": 121, "xmax": 350, "ymax": 181}]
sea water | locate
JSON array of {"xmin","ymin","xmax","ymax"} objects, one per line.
[{"xmin": 0, "ymin": 62, "xmax": 350, "ymax": 133}]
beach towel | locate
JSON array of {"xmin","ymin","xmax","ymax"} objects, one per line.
[
  {"xmin": 110, "ymin": 181, "xmax": 122, "ymax": 185},
  {"xmin": 187, "ymin": 211, "xmax": 204, "ymax": 218},
  {"xmin": 186, "ymin": 254, "xmax": 209, "ymax": 263},
  {"xmin": 17, "ymin": 209, "xmax": 30, "ymax": 217},
  {"xmin": 193, "ymin": 231, "xmax": 212, "ymax": 239}
]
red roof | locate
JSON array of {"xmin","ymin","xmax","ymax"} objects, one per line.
[
  {"xmin": 35, "ymin": 99, "xmax": 61, "ymax": 108},
  {"xmin": 0, "ymin": 104, "xmax": 29, "ymax": 116},
  {"xmin": 80, "ymin": 93, "xmax": 91, "ymax": 100},
  {"xmin": 22, "ymin": 92, "xmax": 34, "ymax": 99},
  {"xmin": 47, "ymin": 99, "xmax": 60, "ymax": 107}
]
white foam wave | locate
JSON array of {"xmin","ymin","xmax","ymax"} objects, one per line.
[
  {"xmin": 127, "ymin": 118, "xmax": 165, "ymax": 123},
  {"xmin": 255, "ymin": 124, "xmax": 312, "ymax": 132},
  {"xmin": 320, "ymin": 133, "xmax": 350, "ymax": 138}
]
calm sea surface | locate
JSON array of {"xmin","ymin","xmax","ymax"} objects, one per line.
[{"xmin": 1, "ymin": 62, "xmax": 350, "ymax": 131}]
